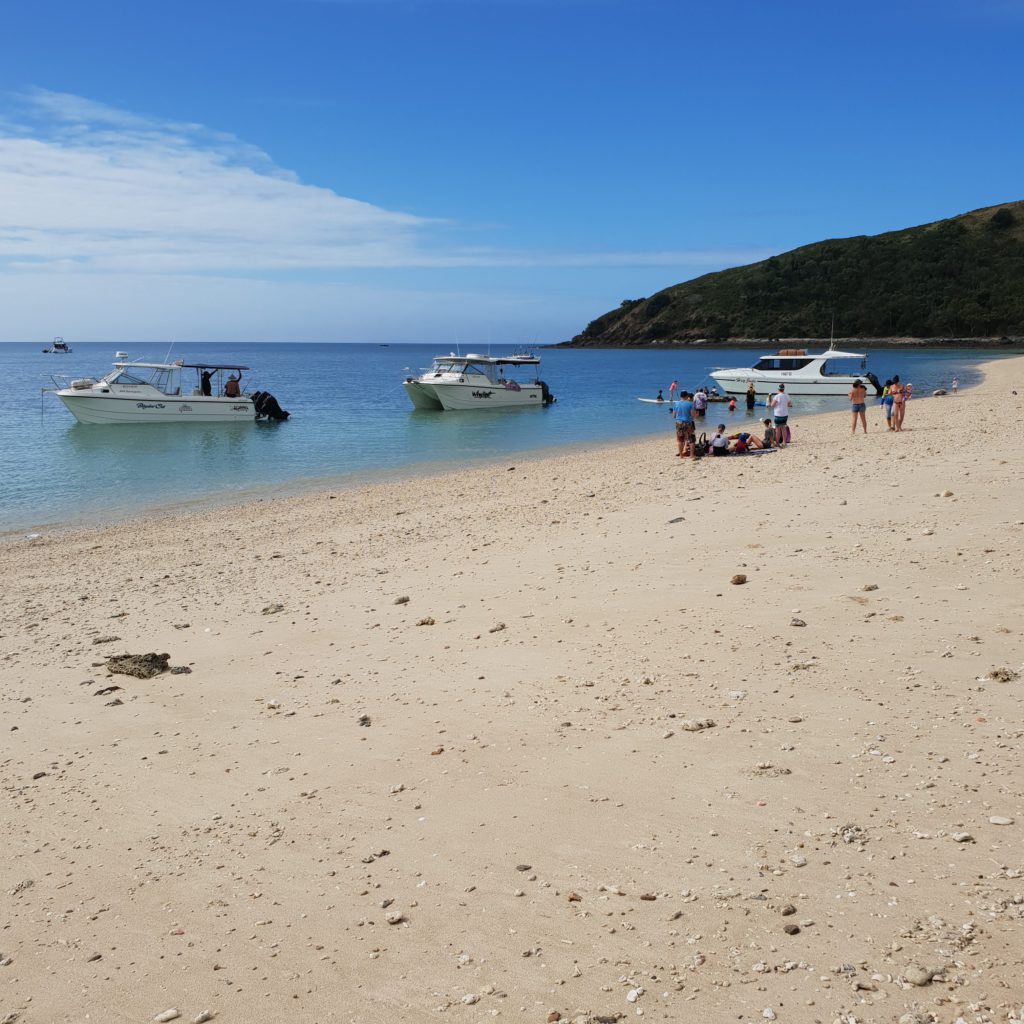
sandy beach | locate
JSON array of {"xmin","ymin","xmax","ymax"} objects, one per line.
[{"xmin": 2, "ymin": 357, "xmax": 1023, "ymax": 1024}]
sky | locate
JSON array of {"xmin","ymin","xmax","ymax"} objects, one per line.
[{"xmin": 0, "ymin": 0, "xmax": 1022, "ymax": 343}]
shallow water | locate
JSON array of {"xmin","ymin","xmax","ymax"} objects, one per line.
[{"xmin": 0, "ymin": 341, "xmax": 1001, "ymax": 533}]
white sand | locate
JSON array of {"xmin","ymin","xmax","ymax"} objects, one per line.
[{"xmin": 2, "ymin": 357, "xmax": 1023, "ymax": 1024}]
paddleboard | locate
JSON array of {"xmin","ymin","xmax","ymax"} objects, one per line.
[{"xmin": 637, "ymin": 398, "xmax": 670, "ymax": 404}]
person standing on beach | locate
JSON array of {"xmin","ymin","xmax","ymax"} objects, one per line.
[
  {"xmin": 890, "ymin": 374, "xmax": 906, "ymax": 431},
  {"xmin": 745, "ymin": 382, "xmax": 756, "ymax": 411},
  {"xmin": 951, "ymin": 376, "xmax": 959, "ymax": 394},
  {"xmin": 880, "ymin": 379, "xmax": 894, "ymax": 430},
  {"xmin": 849, "ymin": 378, "xmax": 868, "ymax": 434},
  {"xmin": 672, "ymin": 390, "xmax": 696, "ymax": 460},
  {"xmin": 770, "ymin": 384, "xmax": 792, "ymax": 445}
]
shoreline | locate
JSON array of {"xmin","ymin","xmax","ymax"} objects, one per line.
[{"xmin": 3, "ymin": 349, "xmax": 999, "ymax": 541}]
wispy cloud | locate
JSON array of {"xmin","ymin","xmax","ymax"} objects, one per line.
[{"xmin": 0, "ymin": 89, "xmax": 760, "ymax": 277}]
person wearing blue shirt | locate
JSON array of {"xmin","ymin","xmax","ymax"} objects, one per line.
[{"xmin": 672, "ymin": 391, "xmax": 696, "ymax": 460}]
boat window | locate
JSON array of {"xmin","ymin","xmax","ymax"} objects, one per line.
[{"xmin": 113, "ymin": 370, "xmax": 155, "ymax": 386}]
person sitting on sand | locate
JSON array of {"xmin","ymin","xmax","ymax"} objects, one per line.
[
  {"xmin": 729, "ymin": 430, "xmax": 762, "ymax": 452},
  {"xmin": 709, "ymin": 424, "xmax": 730, "ymax": 456},
  {"xmin": 761, "ymin": 418, "xmax": 778, "ymax": 449}
]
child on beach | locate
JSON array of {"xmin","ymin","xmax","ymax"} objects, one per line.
[
  {"xmin": 951, "ymin": 376, "xmax": 959, "ymax": 394},
  {"xmin": 761, "ymin": 418, "xmax": 777, "ymax": 449}
]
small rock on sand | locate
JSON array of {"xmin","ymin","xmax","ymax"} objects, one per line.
[
  {"xmin": 261, "ymin": 603, "xmax": 284, "ymax": 615},
  {"xmin": 106, "ymin": 652, "xmax": 170, "ymax": 678},
  {"xmin": 903, "ymin": 966, "xmax": 934, "ymax": 986},
  {"xmin": 730, "ymin": 574, "xmax": 747, "ymax": 585},
  {"xmin": 790, "ymin": 618, "xmax": 806, "ymax": 627},
  {"xmin": 989, "ymin": 816, "xmax": 1015, "ymax": 826}
]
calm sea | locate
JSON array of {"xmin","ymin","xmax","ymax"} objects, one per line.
[{"xmin": 0, "ymin": 341, "xmax": 1002, "ymax": 534}]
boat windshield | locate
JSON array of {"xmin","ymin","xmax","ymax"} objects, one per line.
[{"xmin": 104, "ymin": 366, "xmax": 179, "ymax": 394}]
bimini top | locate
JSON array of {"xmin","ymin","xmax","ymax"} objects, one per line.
[
  {"xmin": 761, "ymin": 347, "xmax": 865, "ymax": 361},
  {"xmin": 433, "ymin": 352, "xmax": 540, "ymax": 366},
  {"xmin": 111, "ymin": 360, "xmax": 251, "ymax": 371}
]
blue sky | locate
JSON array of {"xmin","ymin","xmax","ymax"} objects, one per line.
[{"xmin": 0, "ymin": 0, "xmax": 1021, "ymax": 342}]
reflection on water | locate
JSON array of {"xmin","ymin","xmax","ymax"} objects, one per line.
[{"xmin": 0, "ymin": 341, "xmax": 1006, "ymax": 533}]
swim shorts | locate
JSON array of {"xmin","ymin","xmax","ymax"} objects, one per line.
[
  {"xmin": 851, "ymin": 403, "xmax": 865, "ymax": 413},
  {"xmin": 675, "ymin": 421, "xmax": 694, "ymax": 440},
  {"xmin": 773, "ymin": 416, "xmax": 788, "ymax": 426}
]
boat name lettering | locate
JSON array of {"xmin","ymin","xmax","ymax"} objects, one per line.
[
  {"xmin": 232, "ymin": 404, "xmax": 248, "ymax": 411},
  {"xmin": 136, "ymin": 402, "xmax": 167, "ymax": 410},
  {"xmin": 179, "ymin": 405, "xmax": 193, "ymax": 412},
  {"xmin": 471, "ymin": 390, "xmax": 493, "ymax": 399}
]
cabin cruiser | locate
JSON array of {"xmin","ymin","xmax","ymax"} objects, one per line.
[
  {"xmin": 49, "ymin": 358, "xmax": 289, "ymax": 424},
  {"xmin": 403, "ymin": 353, "xmax": 555, "ymax": 410},
  {"xmin": 710, "ymin": 345, "xmax": 882, "ymax": 396},
  {"xmin": 43, "ymin": 337, "xmax": 72, "ymax": 354}
]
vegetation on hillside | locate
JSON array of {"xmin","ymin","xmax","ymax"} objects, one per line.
[{"xmin": 567, "ymin": 202, "xmax": 1024, "ymax": 345}]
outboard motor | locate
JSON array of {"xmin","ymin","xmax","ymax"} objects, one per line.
[
  {"xmin": 539, "ymin": 380, "xmax": 555, "ymax": 405},
  {"xmin": 252, "ymin": 391, "xmax": 290, "ymax": 421},
  {"xmin": 864, "ymin": 371, "xmax": 883, "ymax": 396}
]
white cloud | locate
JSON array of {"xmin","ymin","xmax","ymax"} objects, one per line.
[
  {"xmin": 0, "ymin": 89, "xmax": 433, "ymax": 273},
  {"xmin": 0, "ymin": 90, "xmax": 770, "ymax": 339}
]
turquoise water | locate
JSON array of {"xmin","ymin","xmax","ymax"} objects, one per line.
[{"xmin": 0, "ymin": 341, "xmax": 1000, "ymax": 533}]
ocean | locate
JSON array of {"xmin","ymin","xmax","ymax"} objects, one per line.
[{"xmin": 0, "ymin": 341, "xmax": 1003, "ymax": 534}]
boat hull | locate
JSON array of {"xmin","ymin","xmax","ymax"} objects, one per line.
[
  {"xmin": 432, "ymin": 382, "xmax": 544, "ymax": 410},
  {"xmin": 403, "ymin": 380, "xmax": 444, "ymax": 410},
  {"xmin": 58, "ymin": 393, "xmax": 256, "ymax": 424},
  {"xmin": 710, "ymin": 372, "xmax": 865, "ymax": 396}
]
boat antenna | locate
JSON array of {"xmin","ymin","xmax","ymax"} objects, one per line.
[
  {"xmin": 829, "ymin": 315, "xmax": 835, "ymax": 351},
  {"xmin": 164, "ymin": 338, "xmax": 175, "ymax": 364}
]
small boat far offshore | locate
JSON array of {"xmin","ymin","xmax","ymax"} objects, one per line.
[
  {"xmin": 43, "ymin": 337, "xmax": 72, "ymax": 354},
  {"xmin": 403, "ymin": 352, "xmax": 555, "ymax": 411}
]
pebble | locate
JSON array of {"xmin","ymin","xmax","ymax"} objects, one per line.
[
  {"xmin": 462, "ymin": 994, "xmax": 480, "ymax": 1005},
  {"xmin": 903, "ymin": 966, "xmax": 934, "ymax": 986},
  {"xmin": 790, "ymin": 618, "xmax": 807, "ymax": 627},
  {"xmin": 515, "ymin": 863, "xmax": 532, "ymax": 872},
  {"xmin": 730, "ymin": 574, "xmax": 747, "ymax": 585},
  {"xmin": 385, "ymin": 911, "xmax": 405, "ymax": 925},
  {"xmin": 261, "ymin": 603, "xmax": 284, "ymax": 615},
  {"xmin": 783, "ymin": 924, "xmax": 800, "ymax": 935},
  {"xmin": 862, "ymin": 584, "xmax": 878, "ymax": 592},
  {"xmin": 193, "ymin": 1013, "xmax": 215, "ymax": 1024},
  {"xmin": 153, "ymin": 1012, "xmax": 181, "ymax": 1023},
  {"xmin": 989, "ymin": 816, "xmax": 1014, "ymax": 826},
  {"xmin": 393, "ymin": 595, "xmax": 410, "ymax": 604},
  {"xmin": 416, "ymin": 617, "xmax": 435, "ymax": 626},
  {"xmin": 488, "ymin": 622, "xmax": 507, "ymax": 633},
  {"xmin": 780, "ymin": 903, "xmax": 796, "ymax": 916},
  {"xmin": 951, "ymin": 831, "xmax": 974, "ymax": 843},
  {"xmin": 680, "ymin": 718, "xmax": 715, "ymax": 731}
]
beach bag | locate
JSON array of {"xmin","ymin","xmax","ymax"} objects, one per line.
[{"xmin": 694, "ymin": 432, "xmax": 710, "ymax": 457}]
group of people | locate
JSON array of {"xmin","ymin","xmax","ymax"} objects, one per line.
[
  {"xmin": 848, "ymin": 375, "xmax": 912, "ymax": 434},
  {"xmin": 671, "ymin": 383, "xmax": 792, "ymax": 460}
]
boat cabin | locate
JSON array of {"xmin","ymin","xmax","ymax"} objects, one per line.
[
  {"xmin": 426, "ymin": 353, "xmax": 541, "ymax": 386},
  {"xmin": 93, "ymin": 361, "xmax": 251, "ymax": 398},
  {"xmin": 753, "ymin": 348, "xmax": 868, "ymax": 376}
]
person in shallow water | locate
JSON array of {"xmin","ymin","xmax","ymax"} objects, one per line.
[{"xmin": 746, "ymin": 382, "xmax": 756, "ymax": 410}]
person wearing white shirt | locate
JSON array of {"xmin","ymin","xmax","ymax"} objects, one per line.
[{"xmin": 770, "ymin": 384, "xmax": 792, "ymax": 446}]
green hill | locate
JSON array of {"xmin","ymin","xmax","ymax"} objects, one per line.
[{"xmin": 566, "ymin": 201, "xmax": 1024, "ymax": 345}]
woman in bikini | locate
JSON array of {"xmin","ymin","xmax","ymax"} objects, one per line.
[{"xmin": 889, "ymin": 374, "xmax": 905, "ymax": 431}]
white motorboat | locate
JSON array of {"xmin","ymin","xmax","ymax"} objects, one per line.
[
  {"xmin": 403, "ymin": 352, "xmax": 555, "ymax": 411},
  {"xmin": 50, "ymin": 359, "xmax": 289, "ymax": 424},
  {"xmin": 43, "ymin": 337, "xmax": 72, "ymax": 354},
  {"xmin": 710, "ymin": 345, "xmax": 882, "ymax": 396}
]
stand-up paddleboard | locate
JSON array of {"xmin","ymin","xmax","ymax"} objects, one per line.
[{"xmin": 637, "ymin": 397, "xmax": 670, "ymax": 404}]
